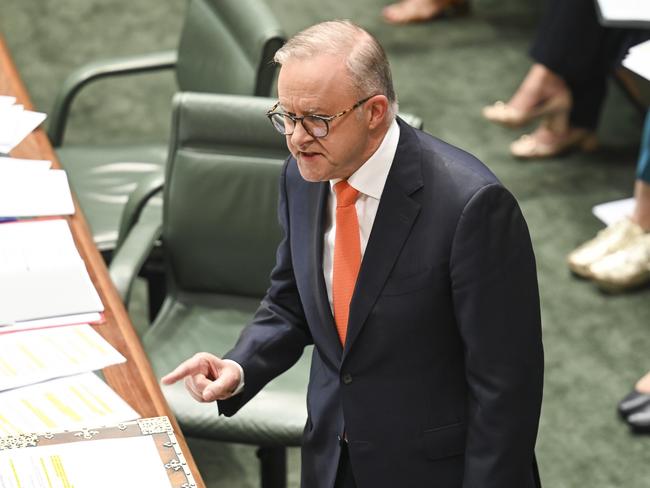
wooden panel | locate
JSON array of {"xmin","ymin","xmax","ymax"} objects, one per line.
[{"xmin": 0, "ymin": 34, "xmax": 205, "ymax": 488}]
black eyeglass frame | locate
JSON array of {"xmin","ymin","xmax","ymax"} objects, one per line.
[{"xmin": 265, "ymin": 95, "xmax": 376, "ymax": 138}]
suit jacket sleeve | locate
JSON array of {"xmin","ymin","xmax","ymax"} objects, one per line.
[
  {"xmin": 450, "ymin": 183, "xmax": 544, "ymax": 487},
  {"xmin": 218, "ymin": 160, "xmax": 313, "ymax": 416}
]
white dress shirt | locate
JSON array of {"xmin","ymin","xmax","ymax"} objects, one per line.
[{"xmin": 323, "ymin": 119, "xmax": 400, "ymax": 311}]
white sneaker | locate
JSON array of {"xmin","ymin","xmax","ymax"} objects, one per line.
[
  {"xmin": 588, "ymin": 233, "xmax": 650, "ymax": 293},
  {"xmin": 567, "ymin": 218, "xmax": 645, "ymax": 278}
]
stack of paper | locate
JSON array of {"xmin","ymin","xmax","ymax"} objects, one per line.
[
  {"xmin": 0, "ymin": 99, "xmax": 144, "ymax": 442},
  {"xmin": 0, "ymin": 219, "xmax": 104, "ymax": 324},
  {"xmin": 1, "ymin": 312, "xmax": 103, "ymax": 334},
  {"xmin": 0, "ymin": 157, "xmax": 75, "ymax": 217},
  {"xmin": 0, "ymin": 96, "xmax": 47, "ymax": 153},
  {"xmin": 622, "ymin": 40, "xmax": 650, "ymax": 82}
]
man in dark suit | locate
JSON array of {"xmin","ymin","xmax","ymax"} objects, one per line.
[{"xmin": 163, "ymin": 20, "xmax": 544, "ymax": 488}]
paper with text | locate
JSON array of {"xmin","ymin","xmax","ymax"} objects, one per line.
[
  {"xmin": 0, "ymin": 436, "xmax": 171, "ymax": 488},
  {"xmin": 0, "ymin": 373, "xmax": 139, "ymax": 435},
  {"xmin": 0, "ymin": 325, "xmax": 125, "ymax": 391}
]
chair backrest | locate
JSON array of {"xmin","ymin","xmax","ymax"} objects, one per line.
[
  {"xmin": 176, "ymin": 0, "xmax": 285, "ymax": 97},
  {"xmin": 164, "ymin": 92, "xmax": 289, "ymax": 298}
]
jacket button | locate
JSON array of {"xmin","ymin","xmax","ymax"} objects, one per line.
[{"xmin": 342, "ymin": 373, "xmax": 352, "ymax": 384}]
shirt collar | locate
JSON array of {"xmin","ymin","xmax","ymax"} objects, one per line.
[{"xmin": 330, "ymin": 119, "xmax": 400, "ymax": 200}]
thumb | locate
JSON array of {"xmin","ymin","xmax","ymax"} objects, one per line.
[{"xmin": 202, "ymin": 368, "xmax": 240, "ymax": 402}]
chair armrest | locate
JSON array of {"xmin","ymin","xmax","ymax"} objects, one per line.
[
  {"xmin": 116, "ymin": 170, "xmax": 166, "ymax": 250},
  {"xmin": 110, "ymin": 170, "xmax": 165, "ymax": 306},
  {"xmin": 109, "ymin": 218, "xmax": 162, "ymax": 306},
  {"xmin": 48, "ymin": 49, "xmax": 178, "ymax": 147}
]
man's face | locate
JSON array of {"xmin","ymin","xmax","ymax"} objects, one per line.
[{"xmin": 277, "ymin": 55, "xmax": 374, "ymax": 182}]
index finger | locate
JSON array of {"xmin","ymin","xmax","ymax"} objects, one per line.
[{"xmin": 161, "ymin": 356, "xmax": 204, "ymax": 385}]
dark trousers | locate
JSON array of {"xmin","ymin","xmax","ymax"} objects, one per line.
[
  {"xmin": 334, "ymin": 442, "xmax": 357, "ymax": 488},
  {"xmin": 530, "ymin": 0, "xmax": 650, "ymax": 129}
]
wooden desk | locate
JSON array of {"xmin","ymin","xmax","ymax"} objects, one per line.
[{"xmin": 0, "ymin": 34, "xmax": 205, "ymax": 488}]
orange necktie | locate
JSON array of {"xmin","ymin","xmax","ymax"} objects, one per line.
[{"xmin": 332, "ymin": 180, "xmax": 361, "ymax": 346}]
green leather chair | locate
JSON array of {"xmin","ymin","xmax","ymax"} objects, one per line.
[
  {"xmin": 49, "ymin": 0, "xmax": 285, "ymax": 256},
  {"xmin": 110, "ymin": 91, "xmax": 305, "ymax": 488}
]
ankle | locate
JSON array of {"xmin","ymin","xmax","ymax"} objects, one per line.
[{"xmin": 631, "ymin": 214, "xmax": 650, "ymax": 232}]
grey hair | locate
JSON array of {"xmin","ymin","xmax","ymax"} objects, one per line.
[{"xmin": 274, "ymin": 20, "xmax": 398, "ymax": 118}]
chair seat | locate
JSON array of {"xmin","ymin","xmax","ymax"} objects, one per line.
[
  {"xmin": 144, "ymin": 294, "xmax": 309, "ymax": 446},
  {"xmin": 57, "ymin": 143, "xmax": 167, "ymax": 252}
]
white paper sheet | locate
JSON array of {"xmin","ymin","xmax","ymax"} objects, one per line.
[
  {"xmin": 0, "ymin": 157, "xmax": 52, "ymax": 172},
  {"xmin": 1, "ymin": 312, "xmax": 103, "ymax": 335},
  {"xmin": 0, "ymin": 373, "xmax": 140, "ymax": 435},
  {"xmin": 0, "ymin": 96, "xmax": 16, "ymax": 107},
  {"xmin": 0, "ymin": 324, "xmax": 126, "ymax": 391},
  {"xmin": 592, "ymin": 197, "xmax": 635, "ymax": 226},
  {"xmin": 0, "ymin": 169, "xmax": 75, "ymax": 217},
  {"xmin": 0, "ymin": 436, "xmax": 171, "ymax": 488},
  {"xmin": 0, "ymin": 103, "xmax": 47, "ymax": 153},
  {"xmin": 0, "ymin": 219, "xmax": 104, "ymax": 324},
  {"xmin": 622, "ymin": 40, "xmax": 650, "ymax": 81},
  {"xmin": 597, "ymin": 0, "xmax": 650, "ymax": 22}
]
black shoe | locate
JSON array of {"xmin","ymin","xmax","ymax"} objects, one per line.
[
  {"xmin": 627, "ymin": 404, "xmax": 650, "ymax": 433},
  {"xmin": 618, "ymin": 389, "xmax": 650, "ymax": 418}
]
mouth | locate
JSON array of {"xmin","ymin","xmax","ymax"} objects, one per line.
[{"xmin": 298, "ymin": 151, "xmax": 321, "ymax": 161}]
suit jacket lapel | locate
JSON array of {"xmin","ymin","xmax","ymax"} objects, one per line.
[
  {"xmin": 307, "ymin": 181, "xmax": 344, "ymax": 362},
  {"xmin": 343, "ymin": 120, "xmax": 424, "ymax": 359}
]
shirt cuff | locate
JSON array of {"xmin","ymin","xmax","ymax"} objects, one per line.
[{"xmin": 222, "ymin": 359, "xmax": 245, "ymax": 396}]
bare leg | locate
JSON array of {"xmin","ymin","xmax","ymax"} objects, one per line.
[
  {"xmin": 508, "ymin": 63, "xmax": 570, "ymax": 113},
  {"xmin": 631, "ymin": 180, "xmax": 650, "ymax": 231},
  {"xmin": 636, "ymin": 371, "xmax": 650, "ymax": 394},
  {"xmin": 382, "ymin": 0, "xmax": 465, "ymax": 24}
]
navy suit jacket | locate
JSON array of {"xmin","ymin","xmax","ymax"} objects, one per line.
[{"xmin": 219, "ymin": 119, "xmax": 544, "ymax": 488}]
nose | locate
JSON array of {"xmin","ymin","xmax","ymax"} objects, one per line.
[{"xmin": 289, "ymin": 119, "xmax": 314, "ymax": 148}]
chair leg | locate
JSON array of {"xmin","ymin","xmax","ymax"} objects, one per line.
[{"xmin": 257, "ymin": 446, "xmax": 287, "ymax": 488}]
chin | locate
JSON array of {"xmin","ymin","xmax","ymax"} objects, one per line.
[
  {"xmin": 296, "ymin": 165, "xmax": 326, "ymax": 182},
  {"xmin": 296, "ymin": 159, "xmax": 330, "ymax": 182}
]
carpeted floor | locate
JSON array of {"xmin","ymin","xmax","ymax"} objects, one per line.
[{"xmin": 2, "ymin": 0, "xmax": 649, "ymax": 486}]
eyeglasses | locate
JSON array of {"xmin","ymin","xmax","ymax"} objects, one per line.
[{"xmin": 266, "ymin": 95, "xmax": 375, "ymax": 139}]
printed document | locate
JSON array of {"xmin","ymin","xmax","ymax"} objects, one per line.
[
  {"xmin": 0, "ymin": 436, "xmax": 171, "ymax": 488},
  {"xmin": 0, "ymin": 324, "xmax": 125, "ymax": 391},
  {"xmin": 0, "ymin": 372, "xmax": 139, "ymax": 435}
]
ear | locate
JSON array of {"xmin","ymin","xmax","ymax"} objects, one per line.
[{"xmin": 366, "ymin": 95, "xmax": 390, "ymax": 130}]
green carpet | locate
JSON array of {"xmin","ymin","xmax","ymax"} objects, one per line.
[{"xmin": 2, "ymin": 0, "xmax": 649, "ymax": 486}]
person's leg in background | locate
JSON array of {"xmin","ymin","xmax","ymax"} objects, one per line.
[
  {"xmin": 568, "ymin": 110, "xmax": 650, "ymax": 291},
  {"xmin": 381, "ymin": 0, "xmax": 469, "ymax": 25},
  {"xmin": 484, "ymin": 0, "xmax": 648, "ymax": 158}
]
